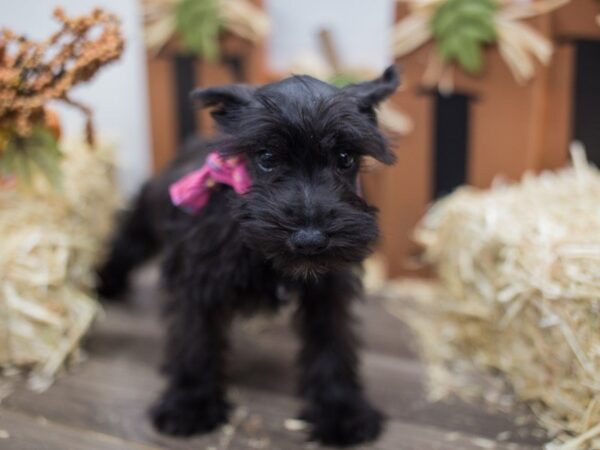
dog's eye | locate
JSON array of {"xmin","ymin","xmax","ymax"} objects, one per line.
[
  {"xmin": 257, "ymin": 151, "xmax": 276, "ymax": 172},
  {"xmin": 337, "ymin": 152, "xmax": 355, "ymax": 170}
]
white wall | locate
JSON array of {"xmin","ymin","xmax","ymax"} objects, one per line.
[
  {"xmin": 2, "ymin": 0, "xmax": 151, "ymax": 197},
  {"xmin": 265, "ymin": 0, "xmax": 395, "ymax": 73}
]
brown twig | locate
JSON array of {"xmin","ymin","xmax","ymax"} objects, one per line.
[{"xmin": 0, "ymin": 7, "xmax": 124, "ymax": 142}]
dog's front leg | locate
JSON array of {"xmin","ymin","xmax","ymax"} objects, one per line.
[
  {"xmin": 151, "ymin": 289, "xmax": 231, "ymax": 437},
  {"xmin": 295, "ymin": 270, "xmax": 383, "ymax": 446}
]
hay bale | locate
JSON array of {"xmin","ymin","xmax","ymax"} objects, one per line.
[
  {"xmin": 384, "ymin": 148, "xmax": 600, "ymax": 449},
  {"xmin": 0, "ymin": 138, "xmax": 118, "ymax": 390}
]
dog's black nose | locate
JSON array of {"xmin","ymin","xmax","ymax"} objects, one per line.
[{"xmin": 290, "ymin": 228, "xmax": 329, "ymax": 255}]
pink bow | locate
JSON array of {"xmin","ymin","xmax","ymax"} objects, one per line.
[{"xmin": 169, "ymin": 151, "xmax": 252, "ymax": 213}]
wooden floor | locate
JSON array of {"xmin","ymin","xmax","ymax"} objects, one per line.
[{"xmin": 0, "ymin": 267, "xmax": 547, "ymax": 450}]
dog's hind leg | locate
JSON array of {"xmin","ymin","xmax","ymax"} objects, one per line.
[{"xmin": 96, "ymin": 184, "xmax": 159, "ymax": 300}]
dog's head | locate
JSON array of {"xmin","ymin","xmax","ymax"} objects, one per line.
[{"xmin": 192, "ymin": 66, "xmax": 399, "ymax": 279}]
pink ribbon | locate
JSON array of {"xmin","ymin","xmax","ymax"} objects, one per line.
[{"xmin": 169, "ymin": 151, "xmax": 252, "ymax": 213}]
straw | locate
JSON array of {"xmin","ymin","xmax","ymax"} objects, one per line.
[
  {"xmin": 382, "ymin": 147, "xmax": 600, "ymax": 448},
  {"xmin": 0, "ymin": 137, "xmax": 119, "ymax": 390}
]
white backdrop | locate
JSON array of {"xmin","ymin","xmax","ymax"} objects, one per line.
[
  {"xmin": 2, "ymin": 0, "xmax": 394, "ymax": 196},
  {"xmin": 266, "ymin": 0, "xmax": 394, "ymax": 73}
]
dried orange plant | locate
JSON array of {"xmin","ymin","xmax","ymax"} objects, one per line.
[{"xmin": 0, "ymin": 7, "xmax": 124, "ymax": 144}]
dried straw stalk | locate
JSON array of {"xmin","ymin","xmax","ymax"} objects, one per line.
[
  {"xmin": 384, "ymin": 147, "xmax": 600, "ymax": 449},
  {"xmin": 0, "ymin": 138, "xmax": 119, "ymax": 390}
]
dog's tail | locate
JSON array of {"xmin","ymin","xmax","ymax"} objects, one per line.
[{"xmin": 96, "ymin": 184, "xmax": 160, "ymax": 300}]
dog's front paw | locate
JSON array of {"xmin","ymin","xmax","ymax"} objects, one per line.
[
  {"xmin": 150, "ymin": 389, "xmax": 229, "ymax": 437},
  {"xmin": 301, "ymin": 398, "xmax": 384, "ymax": 446}
]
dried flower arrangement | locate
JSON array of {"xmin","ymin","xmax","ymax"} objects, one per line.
[
  {"xmin": 0, "ymin": 8, "xmax": 123, "ymax": 389},
  {"xmin": 383, "ymin": 147, "xmax": 600, "ymax": 449},
  {"xmin": 391, "ymin": 0, "xmax": 569, "ymax": 92},
  {"xmin": 0, "ymin": 7, "xmax": 124, "ymax": 184}
]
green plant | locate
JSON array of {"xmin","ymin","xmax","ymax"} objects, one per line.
[
  {"xmin": 431, "ymin": 0, "xmax": 498, "ymax": 74},
  {"xmin": 0, "ymin": 127, "xmax": 63, "ymax": 187},
  {"xmin": 176, "ymin": 0, "xmax": 222, "ymax": 60},
  {"xmin": 328, "ymin": 73, "xmax": 362, "ymax": 88}
]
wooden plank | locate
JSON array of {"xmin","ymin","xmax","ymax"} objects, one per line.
[
  {"xmin": 227, "ymin": 328, "xmax": 545, "ymax": 445},
  {"xmin": 244, "ymin": 38, "xmax": 269, "ymax": 85},
  {"xmin": 5, "ymin": 303, "xmax": 544, "ymax": 447},
  {"xmin": 371, "ymin": 56, "xmax": 434, "ymax": 277},
  {"xmin": 3, "ymin": 357, "xmax": 540, "ymax": 450},
  {"xmin": 553, "ymin": 0, "xmax": 600, "ymax": 40},
  {"xmin": 2, "ymin": 361, "xmax": 219, "ymax": 450},
  {"xmin": 0, "ymin": 408, "xmax": 159, "ymax": 450},
  {"xmin": 375, "ymin": 421, "xmax": 541, "ymax": 450},
  {"xmin": 146, "ymin": 56, "xmax": 179, "ymax": 173},
  {"xmin": 2, "ymin": 279, "xmax": 547, "ymax": 450},
  {"xmin": 90, "ymin": 297, "xmax": 542, "ymax": 445},
  {"xmin": 450, "ymin": 17, "xmax": 554, "ymax": 187},
  {"xmin": 194, "ymin": 61, "xmax": 235, "ymax": 137},
  {"xmin": 540, "ymin": 43, "xmax": 575, "ymax": 169},
  {"xmin": 229, "ymin": 388, "xmax": 541, "ymax": 450}
]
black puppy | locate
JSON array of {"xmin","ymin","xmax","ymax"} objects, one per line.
[{"xmin": 97, "ymin": 66, "xmax": 399, "ymax": 446}]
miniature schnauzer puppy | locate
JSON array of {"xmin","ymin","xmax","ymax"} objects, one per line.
[{"xmin": 97, "ymin": 65, "xmax": 399, "ymax": 446}]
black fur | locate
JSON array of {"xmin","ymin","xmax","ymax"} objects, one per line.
[{"xmin": 97, "ymin": 66, "xmax": 399, "ymax": 447}]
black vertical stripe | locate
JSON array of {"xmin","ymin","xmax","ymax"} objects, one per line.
[
  {"xmin": 174, "ymin": 55, "xmax": 198, "ymax": 143},
  {"xmin": 573, "ymin": 40, "xmax": 600, "ymax": 165},
  {"xmin": 433, "ymin": 92, "xmax": 470, "ymax": 198}
]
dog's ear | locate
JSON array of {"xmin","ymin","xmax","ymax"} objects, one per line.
[
  {"xmin": 191, "ymin": 84, "xmax": 255, "ymax": 133},
  {"xmin": 344, "ymin": 65, "xmax": 400, "ymax": 109},
  {"xmin": 344, "ymin": 66, "xmax": 399, "ymax": 165}
]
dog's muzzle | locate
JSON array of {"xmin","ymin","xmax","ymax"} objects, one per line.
[{"xmin": 288, "ymin": 228, "xmax": 329, "ymax": 255}]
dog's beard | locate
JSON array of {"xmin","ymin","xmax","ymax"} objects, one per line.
[
  {"xmin": 232, "ymin": 185, "xmax": 380, "ymax": 279},
  {"xmin": 273, "ymin": 252, "xmax": 341, "ymax": 280},
  {"xmin": 254, "ymin": 242, "xmax": 371, "ymax": 280}
]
